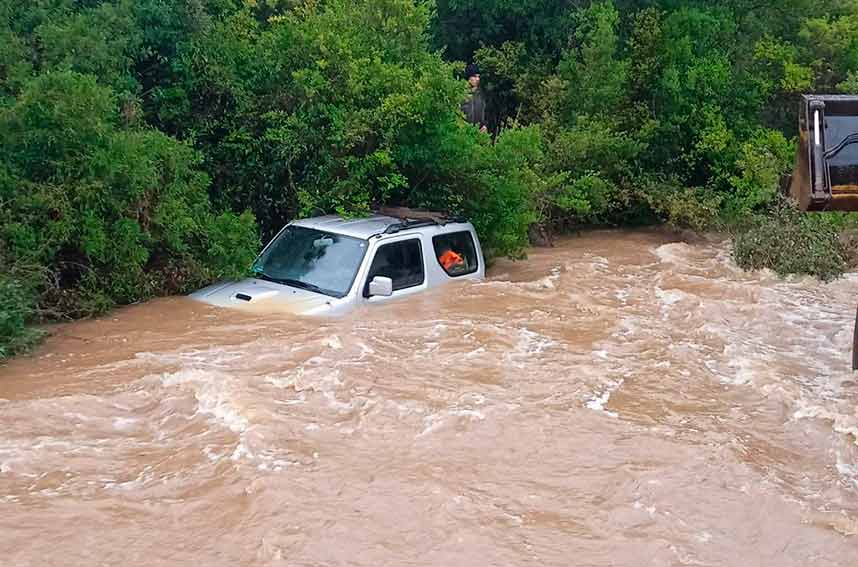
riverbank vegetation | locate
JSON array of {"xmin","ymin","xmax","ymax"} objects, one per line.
[
  {"xmin": 732, "ymin": 199, "xmax": 856, "ymax": 282},
  {"xmin": 2, "ymin": 0, "xmax": 858, "ymax": 357}
]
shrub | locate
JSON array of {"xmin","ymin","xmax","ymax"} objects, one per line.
[
  {"xmin": 0, "ymin": 71, "xmax": 259, "ymax": 323},
  {"xmin": 721, "ymin": 128, "xmax": 795, "ymax": 222},
  {"xmin": 733, "ymin": 200, "xmax": 847, "ymax": 281},
  {"xmin": 640, "ymin": 179, "xmax": 723, "ymax": 232},
  {"xmin": 0, "ymin": 275, "xmax": 44, "ymax": 361}
]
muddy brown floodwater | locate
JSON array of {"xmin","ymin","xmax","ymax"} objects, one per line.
[{"xmin": 2, "ymin": 230, "xmax": 858, "ymax": 567}]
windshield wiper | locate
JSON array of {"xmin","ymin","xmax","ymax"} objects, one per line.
[
  {"xmin": 281, "ymin": 278, "xmax": 327, "ymax": 295},
  {"xmin": 255, "ymin": 272, "xmax": 288, "ymax": 285},
  {"xmin": 254, "ymin": 272, "xmax": 337, "ymax": 298}
]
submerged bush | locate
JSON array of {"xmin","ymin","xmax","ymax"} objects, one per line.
[{"xmin": 733, "ymin": 201, "xmax": 847, "ymax": 281}]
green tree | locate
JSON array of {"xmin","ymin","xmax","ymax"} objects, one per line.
[{"xmin": 0, "ymin": 71, "xmax": 258, "ymax": 321}]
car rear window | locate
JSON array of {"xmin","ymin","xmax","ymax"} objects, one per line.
[{"xmin": 433, "ymin": 231, "xmax": 478, "ymax": 277}]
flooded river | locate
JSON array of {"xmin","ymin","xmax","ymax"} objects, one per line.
[{"xmin": 2, "ymin": 231, "xmax": 858, "ymax": 566}]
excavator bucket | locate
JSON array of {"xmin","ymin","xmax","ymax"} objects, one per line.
[
  {"xmin": 786, "ymin": 95, "xmax": 858, "ymax": 371},
  {"xmin": 789, "ymin": 95, "xmax": 858, "ymax": 212}
]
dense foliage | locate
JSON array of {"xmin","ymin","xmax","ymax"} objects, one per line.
[
  {"xmin": 452, "ymin": 1, "xmax": 858, "ymax": 226},
  {"xmin": 733, "ymin": 199, "xmax": 850, "ymax": 282},
  {"xmin": 2, "ymin": 0, "xmax": 858, "ymax": 356}
]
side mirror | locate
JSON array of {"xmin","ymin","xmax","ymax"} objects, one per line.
[{"xmin": 368, "ymin": 276, "xmax": 393, "ymax": 297}]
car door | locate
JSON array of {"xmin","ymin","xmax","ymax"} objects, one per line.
[{"xmin": 362, "ymin": 236, "xmax": 427, "ymax": 303}]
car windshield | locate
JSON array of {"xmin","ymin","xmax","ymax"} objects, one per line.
[{"xmin": 252, "ymin": 226, "xmax": 368, "ymax": 298}]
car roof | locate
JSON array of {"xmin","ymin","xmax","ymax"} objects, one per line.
[{"xmin": 291, "ymin": 214, "xmax": 471, "ymax": 240}]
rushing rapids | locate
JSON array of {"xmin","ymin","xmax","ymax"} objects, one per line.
[{"xmin": 1, "ymin": 230, "xmax": 857, "ymax": 566}]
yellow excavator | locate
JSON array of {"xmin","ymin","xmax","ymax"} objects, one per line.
[{"xmin": 786, "ymin": 95, "xmax": 858, "ymax": 370}]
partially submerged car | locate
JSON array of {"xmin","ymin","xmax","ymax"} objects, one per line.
[{"xmin": 190, "ymin": 211, "xmax": 485, "ymax": 316}]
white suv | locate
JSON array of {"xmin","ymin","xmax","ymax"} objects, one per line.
[{"xmin": 190, "ymin": 212, "xmax": 486, "ymax": 316}]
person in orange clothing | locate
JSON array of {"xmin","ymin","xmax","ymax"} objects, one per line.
[{"xmin": 439, "ymin": 247, "xmax": 465, "ymax": 272}]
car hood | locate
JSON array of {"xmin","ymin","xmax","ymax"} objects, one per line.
[{"xmin": 189, "ymin": 278, "xmax": 336, "ymax": 315}]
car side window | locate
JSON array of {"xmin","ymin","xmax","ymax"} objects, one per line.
[
  {"xmin": 433, "ymin": 231, "xmax": 478, "ymax": 277},
  {"xmin": 364, "ymin": 239, "xmax": 425, "ymax": 297}
]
